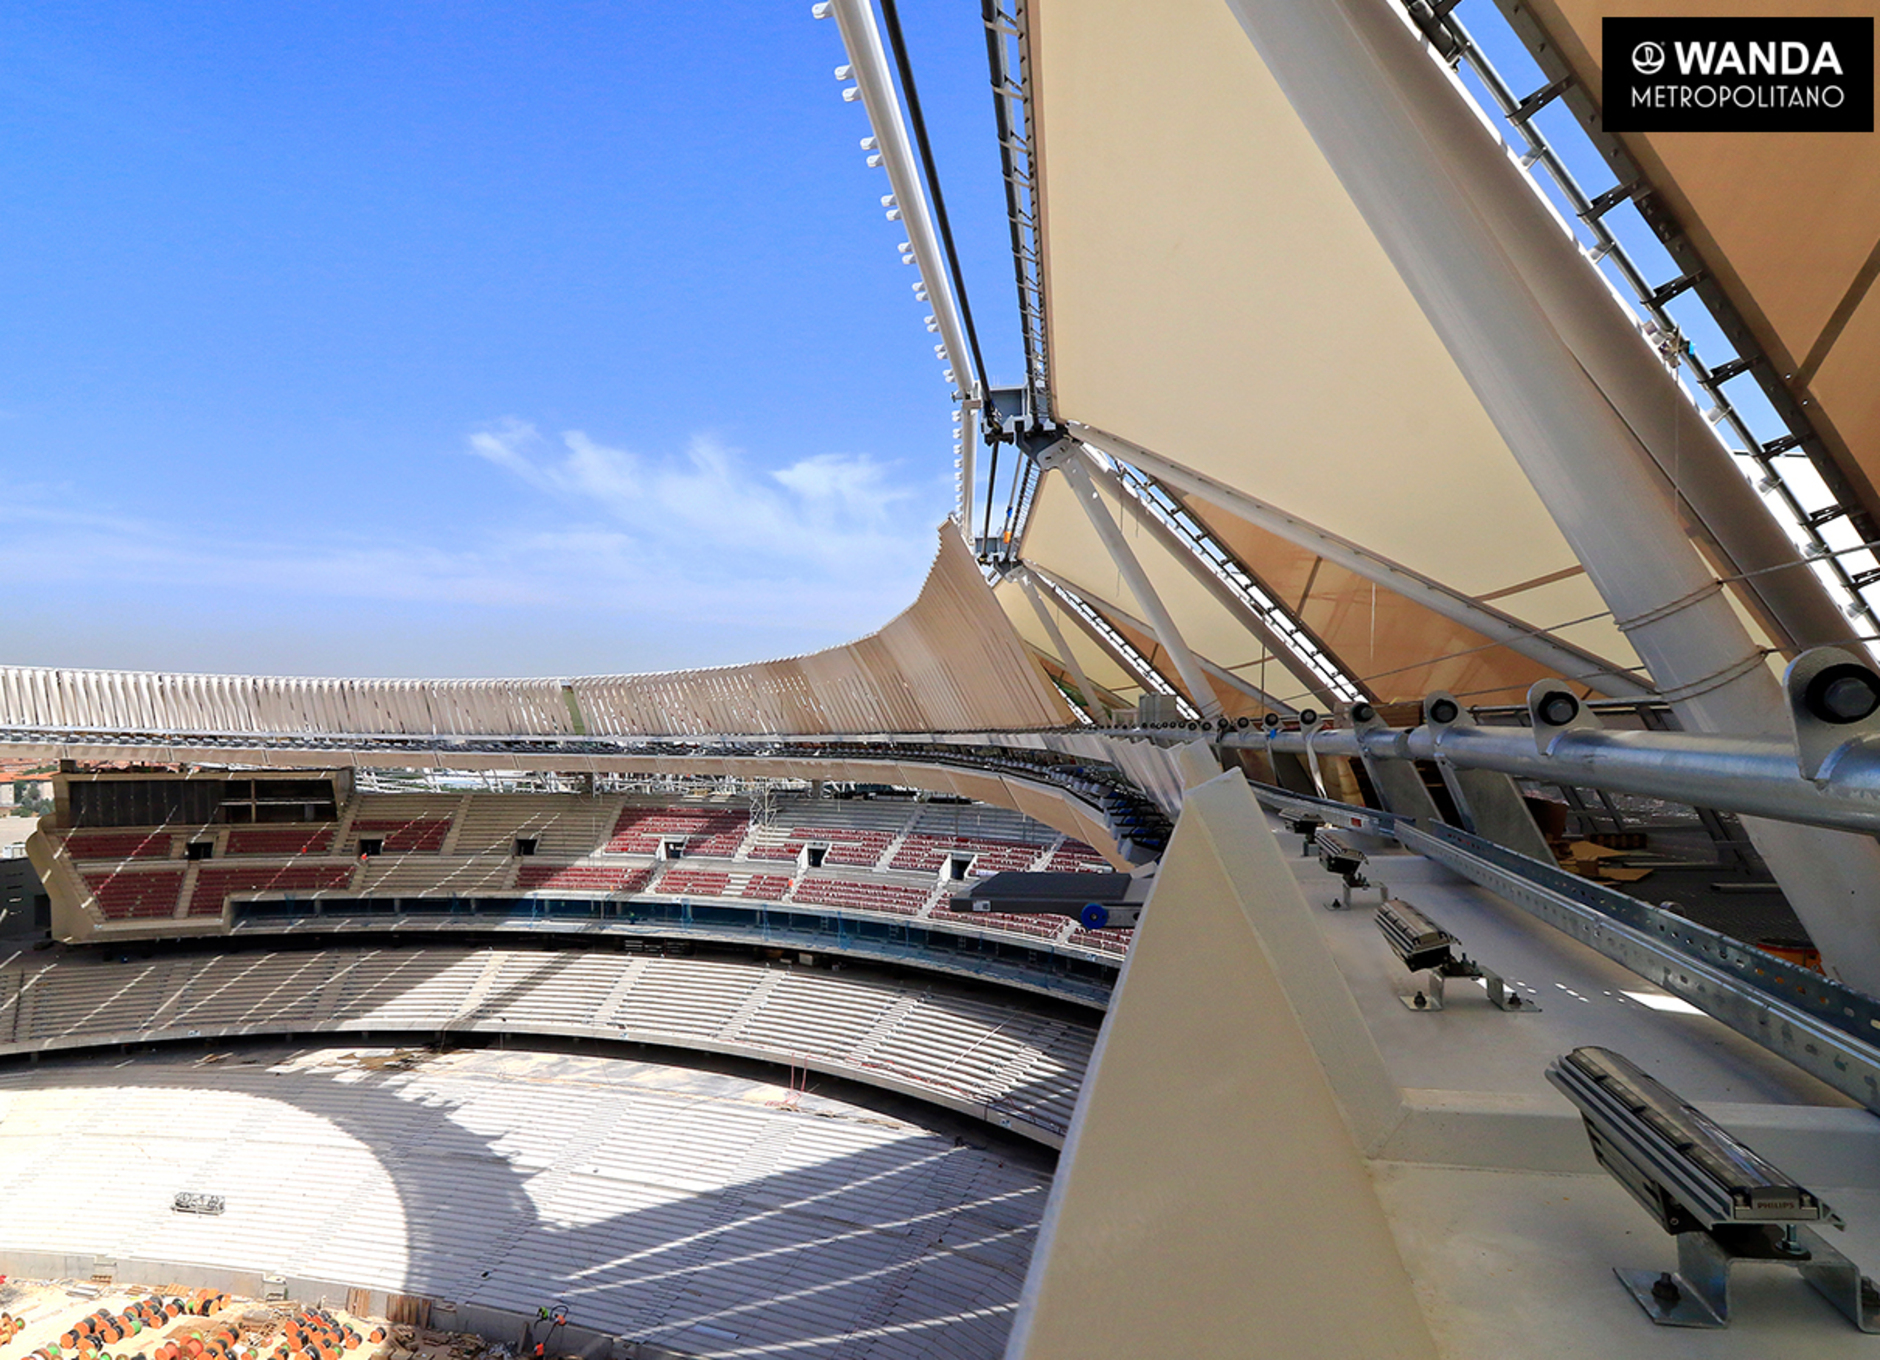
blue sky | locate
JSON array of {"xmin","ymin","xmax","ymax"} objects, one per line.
[{"xmin": 1, "ymin": 1, "xmax": 1018, "ymax": 677}]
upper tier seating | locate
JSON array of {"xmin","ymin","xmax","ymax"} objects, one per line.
[
  {"xmin": 515, "ymin": 863, "xmax": 655, "ymax": 894},
  {"xmin": 226, "ymin": 825, "xmax": 336, "ymax": 856},
  {"xmin": 189, "ymin": 863, "xmax": 356, "ymax": 915},
  {"xmin": 605, "ymin": 806, "xmax": 748, "ymax": 857},
  {"xmin": 910, "ymin": 803, "xmax": 1058, "ymax": 844},
  {"xmin": 741, "ymin": 872, "xmax": 795, "ymax": 900},
  {"xmin": 1045, "ymin": 839, "xmax": 1111, "ymax": 872},
  {"xmin": 788, "ymin": 875, "xmax": 933, "ymax": 917},
  {"xmin": 747, "ymin": 826, "xmax": 895, "ymax": 868},
  {"xmin": 655, "ymin": 868, "xmax": 732, "ymax": 897},
  {"xmin": 64, "ymin": 830, "xmax": 173, "ymax": 860},
  {"xmin": 350, "ymin": 818, "xmax": 451, "ymax": 853},
  {"xmin": 83, "ymin": 869, "xmax": 186, "ymax": 919},
  {"xmin": 890, "ymin": 834, "xmax": 1049, "ymax": 875},
  {"xmin": 447, "ymin": 792, "xmax": 624, "ymax": 856},
  {"xmin": 1066, "ymin": 926, "xmax": 1134, "ymax": 956}
]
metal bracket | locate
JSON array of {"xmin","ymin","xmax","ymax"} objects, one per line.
[
  {"xmin": 1645, "ymin": 268, "xmax": 1708, "ymax": 311},
  {"xmin": 1510, "ymin": 74, "xmax": 1572, "ymax": 125},
  {"xmin": 1582, "ymin": 176, "xmax": 1647, "ymax": 221},
  {"xmin": 1617, "ymin": 1225, "xmax": 1880, "ymax": 1331},
  {"xmin": 1331, "ymin": 874, "xmax": 1390, "ymax": 912},
  {"xmin": 1526, "ymin": 679, "xmax": 1602, "ymax": 757},
  {"xmin": 1785, "ymin": 646, "xmax": 1880, "ymax": 781},
  {"xmin": 1401, "ymin": 963, "xmax": 1532, "ymax": 1013}
]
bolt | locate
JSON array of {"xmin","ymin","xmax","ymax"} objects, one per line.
[{"xmin": 1651, "ymin": 1273, "xmax": 1681, "ymax": 1305}]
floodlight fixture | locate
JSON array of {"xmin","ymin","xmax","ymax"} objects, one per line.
[
  {"xmin": 1548, "ymin": 1045, "xmax": 1877, "ymax": 1330},
  {"xmin": 834, "ymin": 64, "xmax": 853, "ymax": 79},
  {"xmin": 842, "ymin": 87, "xmax": 861, "ymax": 102}
]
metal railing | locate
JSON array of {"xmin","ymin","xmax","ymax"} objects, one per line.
[
  {"xmin": 231, "ymin": 893, "xmax": 1119, "ymax": 1008},
  {"xmin": 1243, "ymin": 777, "xmax": 1880, "ymax": 1116}
]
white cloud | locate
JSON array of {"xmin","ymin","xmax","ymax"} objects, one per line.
[
  {"xmin": 1, "ymin": 422, "xmax": 954, "ymax": 676},
  {"xmin": 466, "ymin": 421, "xmax": 927, "ymax": 568}
]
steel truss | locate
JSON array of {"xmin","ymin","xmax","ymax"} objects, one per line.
[{"xmin": 1404, "ymin": 0, "xmax": 1880, "ymax": 638}]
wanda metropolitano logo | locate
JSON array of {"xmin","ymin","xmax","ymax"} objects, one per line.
[{"xmin": 1603, "ymin": 16, "xmax": 1874, "ymax": 131}]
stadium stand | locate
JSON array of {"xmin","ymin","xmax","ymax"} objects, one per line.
[
  {"xmin": 605, "ymin": 805, "xmax": 747, "ymax": 857},
  {"xmin": 513, "ymin": 863, "xmax": 654, "ymax": 894},
  {"xmin": 0, "ymin": 945, "xmax": 1095, "ymax": 1141},
  {"xmin": 1044, "ymin": 840, "xmax": 1111, "ymax": 873},
  {"xmin": 43, "ymin": 788, "xmax": 1140, "ymax": 965},
  {"xmin": 0, "ymin": 1045, "xmax": 1047, "ymax": 1360},
  {"xmin": 747, "ymin": 825, "xmax": 896, "ymax": 867},
  {"xmin": 654, "ymin": 867, "xmax": 731, "ymax": 897},
  {"xmin": 188, "ymin": 864, "xmax": 356, "ymax": 916},
  {"xmin": 954, "ymin": 911, "xmax": 1072, "ymax": 944},
  {"xmin": 890, "ymin": 834, "xmax": 1050, "ymax": 875},
  {"xmin": 63, "ymin": 829, "xmax": 174, "ymax": 859},
  {"xmin": 82, "ymin": 869, "xmax": 186, "ymax": 919},
  {"xmin": 789, "ymin": 875, "xmax": 935, "ymax": 917},
  {"xmin": 225, "ymin": 826, "xmax": 336, "ymax": 856},
  {"xmin": 349, "ymin": 819, "xmax": 450, "ymax": 853},
  {"xmin": 445, "ymin": 792, "xmax": 625, "ymax": 855},
  {"xmin": 350, "ymin": 854, "xmax": 513, "ymax": 899},
  {"xmin": 1065, "ymin": 926, "xmax": 1134, "ymax": 956}
]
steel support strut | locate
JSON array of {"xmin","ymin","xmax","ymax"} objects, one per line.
[
  {"xmin": 1017, "ymin": 567, "xmax": 1111, "ymax": 723},
  {"xmin": 1042, "ymin": 443, "xmax": 1225, "ymax": 719},
  {"xmin": 1222, "ymin": 0, "xmax": 1880, "ymax": 993},
  {"xmin": 1073, "ymin": 423, "xmax": 1654, "ymax": 699}
]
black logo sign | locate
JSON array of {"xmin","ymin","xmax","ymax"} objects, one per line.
[{"xmin": 1603, "ymin": 17, "xmax": 1873, "ymax": 132}]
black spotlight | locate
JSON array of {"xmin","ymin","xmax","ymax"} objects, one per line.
[
  {"xmin": 1262, "ymin": 712, "xmax": 1281, "ymax": 729},
  {"xmin": 1536, "ymin": 690, "xmax": 1581, "ymax": 727},
  {"xmin": 1351, "ymin": 702, "xmax": 1375, "ymax": 724},
  {"xmin": 1298, "ymin": 708, "xmax": 1319, "ymax": 726},
  {"xmin": 1804, "ymin": 662, "xmax": 1880, "ymax": 725},
  {"xmin": 1236, "ymin": 715, "xmax": 1252, "ymax": 729},
  {"xmin": 1427, "ymin": 697, "xmax": 1460, "ymax": 725}
]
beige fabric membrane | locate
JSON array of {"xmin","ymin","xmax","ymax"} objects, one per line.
[
  {"xmin": 994, "ymin": 577, "xmax": 1147, "ymax": 713},
  {"xmin": 1521, "ymin": 0, "xmax": 1880, "ymax": 521},
  {"xmin": 1018, "ymin": 470, "xmax": 1324, "ymax": 708},
  {"xmin": 1019, "ymin": 0, "xmax": 1641, "ymax": 703}
]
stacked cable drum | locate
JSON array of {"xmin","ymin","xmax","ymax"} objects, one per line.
[
  {"xmin": 31, "ymin": 1295, "xmax": 233, "ymax": 1360},
  {"xmin": 272, "ymin": 1309, "xmax": 364, "ymax": 1360}
]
